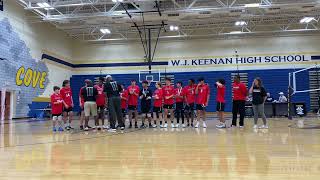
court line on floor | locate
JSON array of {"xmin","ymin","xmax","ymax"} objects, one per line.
[{"xmin": 0, "ymin": 128, "xmax": 146, "ymax": 149}]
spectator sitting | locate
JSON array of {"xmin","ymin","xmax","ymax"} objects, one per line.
[
  {"xmin": 277, "ymin": 92, "xmax": 287, "ymax": 103},
  {"xmin": 266, "ymin": 93, "xmax": 274, "ymax": 102}
]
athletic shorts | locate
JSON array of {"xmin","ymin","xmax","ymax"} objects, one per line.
[
  {"xmin": 153, "ymin": 107, "xmax": 162, "ymax": 113},
  {"xmin": 185, "ymin": 103, "xmax": 195, "ymax": 111},
  {"xmin": 84, "ymin": 101, "xmax": 98, "ymax": 117},
  {"xmin": 175, "ymin": 102, "xmax": 184, "ymax": 110},
  {"xmin": 128, "ymin": 105, "xmax": 138, "ymax": 111},
  {"xmin": 63, "ymin": 107, "xmax": 73, "ymax": 113},
  {"xmin": 141, "ymin": 105, "xmax": 151, "ymax": 114},
  {"xmin": 52, "ymin": 113, "xmax": 62, "ymax": 118},
  {"xmin": 163, "ymin": 104, "xmax": 174, "ymax": 109},
  {"xmin": 216, "ymin": 102, "xmax": 225, "ymax": 112},
  {"xmin": 196, "ymin": 104, "xmax": 206, "ymax": 111},
  {"xmin": 97, "ymin": 106, "xmax": 105, "ymax": 117}
]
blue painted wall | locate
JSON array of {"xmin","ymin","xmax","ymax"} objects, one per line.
[{"xmin": 70, "ymin": 68, "xmax": 310, "ymax": 113}]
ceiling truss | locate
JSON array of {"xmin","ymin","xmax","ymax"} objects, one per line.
[{"xmin": 16, "ymin": 0, "xmax": 320, "ymax": 42}]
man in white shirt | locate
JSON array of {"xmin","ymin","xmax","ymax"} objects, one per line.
[{"xmin": 278, "ymin": 92, "xmax": 287, "ymax": 103}]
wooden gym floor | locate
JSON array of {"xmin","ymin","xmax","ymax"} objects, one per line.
[{"xmin": 0, "ymin": 116, "xmax": 320, "ymax": 180}]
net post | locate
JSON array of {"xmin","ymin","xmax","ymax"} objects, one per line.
[{"xmin": 288, "ymin": 85, "xmax": 294, "ymax": 120}]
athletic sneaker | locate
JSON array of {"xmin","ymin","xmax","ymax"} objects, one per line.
[
  {"xmin": 140, "ymin": 124, "xmax": 146, "ymax": 129},
  {"xmin": 216, "ymin": 123, "xmax": 226, "ymax": 128},
  {"xmin": 164, "ymin": 123, "xmax": 168, "ymax": 128},
  {"xmin": 231, "ymin": 125, "xmax": 237, "ymax": 128},
  {"xmin": 253, "ymin": 125, "xmax": 258, "ymax": 129},
  {"xmin": 80, "ymin": 125, "xmax": 84, "ymax": 130},
  {"xmin": 182, "ymin": 124, "xmax": 186, "ymax": 128},
  {"xmin": 108, "ymin": 129, "xmax": 117, "ymax": 132},
  {"xmin": 259, "ymin": 125, "xmax": 269, "ymax": 129},
  {"xmin": 65, "ymin": 126, "xmax": 70, "ymax": 131},
  {"xmin": 187, "ymin": 123, "xmax": 190, "ymax": 127},
  {"xmin": 53, "ymin": 127, "xmax": 57, "ymax": 132},
  {"xmin": 84, "ymin": 127, "xmax": 89, "ymax": 131},
  {"xmin": 68, "ymin": 126, "xmax": 74, "ymax": 130},
  {"xmin": 97, "ymin": 126, "xmax": 102, "ymax": 131},
  {"xmin": 203, "ymin": 122, "xmax": 207, "ymax": 128},
  {"xmin": 171, "ymin": 123, "xmax": 175, "ymax": 128},
  {"xmin": 239, "ymin": 126, "xmax": 244, "ymax": 128},
  {"xmin": 152, "ymin": 124, "xmax": 157, "ymax": 128},
  {"xmin": 191, "ymin": 123, "xmax": 194, "ymax": 127},
  {"xmin": 58, "ymin": 127, "xmax": 64, "ymax": 132},
  {"xmin": 195, "ymin": 122, "xmax": 199, "ymax": 128},
  {"xmin": 120, "ymin": 126, "xmax": 125, "ymax": 130},
  {"xmin": 159, "ymin": 124, "xmax": 163, "ymax": 128},
  {"xmin": 135, "ymin": 124, "xmax": 139, "ymax": 128},
  {"xmin": 103, "ymin": 125, "xmax": 109, "ymax": 129},
  {"xmin": 175, "ymin": 124, "xmax": 180, "ymax": 128}
]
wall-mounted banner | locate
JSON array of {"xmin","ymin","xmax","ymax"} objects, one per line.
[{"xmin": 169, "ymin": 54, "xmax": 313, "ymax": 67}]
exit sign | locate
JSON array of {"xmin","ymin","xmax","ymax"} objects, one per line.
[{"xmin": 0, "ymin": 0, "xmax": 3, "ymax": 11}]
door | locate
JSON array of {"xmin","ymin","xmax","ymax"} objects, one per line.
[
  {"xmin": 4, "ymin": 92, "xmax": 10, "ymax": 120},
  {"xmin": 0, "ymin": 91, "xmax": 11, "ymax": 120}
]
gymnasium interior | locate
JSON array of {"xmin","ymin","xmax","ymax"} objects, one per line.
[{"xmin": 0, "ymin": 0, "xmax": 320, "ymax": 179}]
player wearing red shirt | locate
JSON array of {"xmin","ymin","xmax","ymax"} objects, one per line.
[
  {"xmin": 195, "ymin": 77, "xmax": 210, "ymax": 128},
  {"xmin": 60, "ymin": 80, "xmax": 74, "ymax": 130},
  {"xmin": 153, "ymin": 82, "xmax": 163, "ymax": 127},
  {"xmin": 120, "ymin": 84, "xmax": 129, "ymax": 122},
  {"xmin": 127, "ymin": 80, "xmax": 140, "ymax": 128},
  {"xmin": 51, "ymin": 86, "xmax": 65, "ymax": 132},
  {"xmin": 175, "ymin": 81, "xmax": 185, "ymax": 128},
  {"xmin": 232, "ymin": 75, "xmax": 248, "ymax": 128},
  {"xmin": 162, "ymin": 78, "xmax": 175, "ymax": 128},
  {"xmin": 94, "ymin": 77, "xmax": 107, "ymax": 130},
  {"xmin": 184, "ymin": 79, "xmax": 196, "ymax": 127},
  {"xmin": 216, "ymin": 79, "xmax": 227, "ymax": 128}
]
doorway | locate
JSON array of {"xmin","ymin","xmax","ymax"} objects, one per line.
[{"xmin": 0, "ymin": 91, "xmax": 11, "ymax": 120}]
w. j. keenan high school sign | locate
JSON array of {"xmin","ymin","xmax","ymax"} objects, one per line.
[{"xmin": 168, "ymin": 54, "xmax": 313, "ymax": 67}]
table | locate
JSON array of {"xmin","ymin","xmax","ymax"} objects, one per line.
[{"xmin": 244, "ymin": 102, "xmax": 307, "ymax": 117}]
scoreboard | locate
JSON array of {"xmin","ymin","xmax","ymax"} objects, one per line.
[{"xmin": 0, "ymin": 0, "xmax": 3, "ymax": 11}]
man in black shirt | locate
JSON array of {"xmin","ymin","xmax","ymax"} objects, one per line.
[
  {"xmin": 104, "ymin": 75, "xmax": 124, "ymax": 131},
  {"xmin": 81, "ymin": 80, "xmax": 98, "ymax": 131},
  {"xmin": 139, "ymin": 81, "xmax": 153, "ymax": 128}
]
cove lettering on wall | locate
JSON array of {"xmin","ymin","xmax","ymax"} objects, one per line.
[{"xmin": 15, "ymin": 66, "xmax": 47, "ymax": 89}]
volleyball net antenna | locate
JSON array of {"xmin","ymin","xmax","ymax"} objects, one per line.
[{"xmin": 288, "ymin": 64, "xmax": 320, "ymax": 119}]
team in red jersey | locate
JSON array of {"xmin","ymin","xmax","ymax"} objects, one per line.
[
  {"xmin": 152, "ymin": 82, "xmax": 163, "ymax": 127},
  {"xmin": 127, "ymin": 80, "xmax": 140, "ymax": 128},
  {"xmin": 162, "ymin": 78, "xmax": 175, "ymax": 128},
  {"xmin": 60, "ymin": 80, "xmax": 74, "ymax": 130},
  {"xmin": 175, "ymin": 81, "xmax": 185, "ymax": 128},
  {"xmin": 94, "ymin": 77, "xmax": 108, "ymax": 130},
  {"xmin": 51, "ymin": 86, "xmax": 66, "ymax": 132},
  {"xmin": 195, "ymin": 77, "xmax": 211, "ymax": 128},
  {"xmin": 216, "ymin": 79, "xmax": 227, "ymax": 128},
  {"xmin": 50, "ymin": 74, "xmax": 253, "ymax": 132},
  {"xmin": 120, "ymin": 84, "xmax": 129, "ymax": 120},
  {"xmin": 184, "ymin": 79, "xmax": 196, "ymax": 127}
]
